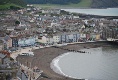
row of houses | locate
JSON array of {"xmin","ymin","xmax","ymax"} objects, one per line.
[
  {"xmin": 0, "ymin": 35, "xmax": 36, "ymax": 50},
  {"xmin": 26, "ymin": 5, "xmax": 61, "ymax": 14},
  {"xmin": 0, "ymin": 32, "xmax": 101, "ymax": 49},
  {"xmin": 37, "ymin": 32, "xmax": 101, "ymax": 45}
]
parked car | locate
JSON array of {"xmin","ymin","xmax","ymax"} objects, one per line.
[
  {"xmin": 19, "ymin": 53, "xmax": 27, "ymax": 56},
  {"xmin": 19, "ymin": 52, "xmax": 34, "ymax": 56}
]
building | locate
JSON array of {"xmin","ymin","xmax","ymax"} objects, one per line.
[
  {"xmin": 18, "ymin": 37, "xmax": 36, "ymax": 47},
  {"xmin": 53, "ymin": 35, "xmax": 60, "ymax": 43},
  {"xmin": 38, "ymin": 36, "xmax": 53, "ymax": 45},
  {"xmin": 11, "ymin": 37, "xmax": 18, "ymax": 47},
  {"xmin": 3, "ymin": 35, "xmax": 12, "ymax": 50},
  {"xmin": 0, "ymin": 40, "xmax": 3, "ymax": 51},
  {"xmin": 42, "ymin": 9, "xmax": 60, "ymax": 14},
  {"xmin": 0, "ymin": 53, "xmax": 6, "ymax": 64},
  {"xmin": 60, "ymin": 32, "xmax": 80, "ymax": 43}
]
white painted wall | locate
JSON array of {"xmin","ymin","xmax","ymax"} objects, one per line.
[{"xmin": 53, "ymin": 36, "xmax": 60, "ymax": 43}]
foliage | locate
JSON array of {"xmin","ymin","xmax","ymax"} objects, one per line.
[
  {"xmin": 0, "ymin": 0, "xmax": 26, "ymax": 6},
  {"xmin": 33, "ymin": 0, "xmax": 92, "ymax": 8},
  {"xmin": 10, "ymin": 57, "xmax": 14, "ymax": 61},
  {"xmin": 0, "ymin": 0, "xmax": 26, "ymax": 10},
  {"xmin": 24, "ymin": 0, "xmax": 81, "ymax": 4},
  {"xmin": 10, "ymin": 6, "xmax": 21, "ymax": 10},
  {"xmin": 31, "ymin": 0, "xmax": 118, "ymax": 8},
  {"xmin": 15, "ymin": 20, "xmax": 20, "ymax": 25}
]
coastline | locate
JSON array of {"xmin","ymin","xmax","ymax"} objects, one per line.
[
  {"xmin": 50, "ymin": 52, "xmax": 70, "ymax": 77},
  {"xmin": 17, "ymin": 42, "xmax": 110, "ymax": 80},
  {"xmin": 50, "ymin": 52, "xmax": 89, "ymax": 80},
  {"xmin": 62, "ymin": 8, "xmax": 118, "ymax": 17}
]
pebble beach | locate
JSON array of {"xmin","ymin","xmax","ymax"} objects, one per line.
[{"xmin": 17, "ymin": 42, "xmax": 110, "ymax": 80}]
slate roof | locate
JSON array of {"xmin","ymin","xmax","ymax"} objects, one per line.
[
  {"xmin": 0, "ymin": 53, "xmax": 6, "ymax": 59},
  {"xmin": 4, "ymin": 35, "xmax": 11, "ymax": 41}
]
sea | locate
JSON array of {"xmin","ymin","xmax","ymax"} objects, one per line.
[
  {"xmin": 51, "ymin": 45, "xmax": 118, "ymax": 80},
  {"xmin": 61, "ymin": 8, "xmax": 118, "ymax": 16}
]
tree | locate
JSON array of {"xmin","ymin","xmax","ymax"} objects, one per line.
[
  {"xmin": 10, "ymin": 6, "xmax": 20, "ymax": 10},
  {"xmin": 15, "ymin": 20, "xmax": 20, "ymax": 25}
]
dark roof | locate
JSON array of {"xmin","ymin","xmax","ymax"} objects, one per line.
[
  {"xmin": 0, "ymin": 53, "xmax": 6, "ymax": 59},
  {"xmin": 0, "ymin": 40, "xmax": 3, "ymax": 44},
  {"xmin": 0, "ymin": 51, "xmax": 10, "ymax": 57},
  {"xmin": 4, "ymin": 35, "xmax": 11, "ymax": 41}
]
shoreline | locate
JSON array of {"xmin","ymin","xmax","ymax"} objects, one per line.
[
  {"xmin": 50, "ymin": 47, "xmax": 102, "ymax": 80},
  {"xmin": 50, "ymin": 52, "xmax": 89, "ymax": 80},
  {"xmin": 50, "ymin": 52, "xmax": 68, "ymax": 76},
  {"xmin": 17, "ymin": 42, "xmax": 111, "ymax": 80}
]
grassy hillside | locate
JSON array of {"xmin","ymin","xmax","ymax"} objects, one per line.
[
  {"xmin": 34, "ymin": 0, "xmax": 92, "ymax": 8},
  {"xmin": 0, "ymin": 3, "xmax": 23, "ymax": 10},
  {"xmin": 24, "ymin": 0, "xmax": 81, "ymax": 4},
  {"xmin": 92, "ymin": 0, "xmax": 118, "ymax": 8},
  {"xmin": 32, "ymin": 0, "xmax": 118, "ymax": 8},
  {"xmin": 69, "ymin": 0, "xmax": 92, "ymax": 7},
  {"xmin": 0, "ymin": 0, "xmax": 26, "ymax": 10}
]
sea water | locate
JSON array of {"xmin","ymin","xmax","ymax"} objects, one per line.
[
  {"xmin": 51, "ymin": 46, "xmax": 118, "ymax": 80},
  {"xmin": 61, "ymin": 8, "xmax": 118, "ymax": 16}
]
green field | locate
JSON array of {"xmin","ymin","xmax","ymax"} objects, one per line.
[
  {"xmin": 69, "ymin": 0, "xmax": 92, "ymax": 7},
  {"xmin": 33, "ymin": 0, "xmax": 92, "ymax": 8},
  {"xmin": 0, "ymin": 3, "xmax": 22, "ymax": 10}
]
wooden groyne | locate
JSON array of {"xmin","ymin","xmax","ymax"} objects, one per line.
[{"xmin": 52, "ymin": 46, "xmax": 90, "ymax": 54}]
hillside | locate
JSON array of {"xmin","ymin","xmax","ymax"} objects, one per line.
[
  {"xmin": 24, "ymin": 0, "xmax": 81, "ymax": 4},
  {"xmin": 0, "ymin": 0, "xmax": 26, "ymax": 10},
  {"xmin": 24, "ymin": 0, "xmax": 118, "ymax": 8},
  {"xmin": 92, "ymin": 0, "xmax": 118, "ymax": 8}
]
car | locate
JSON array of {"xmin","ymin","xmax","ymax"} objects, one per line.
[
  {"xmin": 19, "ymin": 53, "xmax": 27, "ymax": 56},
  {"xmin": 27, "ymin": 52, "xmax": 34, "ymax": 56},
  {"xmin": 19, "ymin": 52, "xmax": 34, "ymax": 56}
]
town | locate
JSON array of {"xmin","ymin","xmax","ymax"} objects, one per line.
[{"xmin": 0, "ymin": 4, "xmax": 118, "ymax": 80}]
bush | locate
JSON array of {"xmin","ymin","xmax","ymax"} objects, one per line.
[{"xmin": 15, "ymin": 20, "xmax": 20, "ymax": 25}]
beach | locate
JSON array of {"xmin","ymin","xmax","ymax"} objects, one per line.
[{"xmin": 17, "ymin": 42, "xmax": 110, "ymax": 80}]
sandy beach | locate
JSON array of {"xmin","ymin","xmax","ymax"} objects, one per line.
[{"xmin": 17, "ymin": 42, "xmax": 110, "ymax": 80}]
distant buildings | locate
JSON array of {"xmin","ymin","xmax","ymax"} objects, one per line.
[
  {"xmin": 42, "ymin": 9, "xmax": 61, "ymax": 14},
  {"xmin": 0, "ymin": 5, "xmax": 118, "ymax": 48},
  {"xmin": 37, "ymin": 32, "xmax": 101, "ymax": 45}
]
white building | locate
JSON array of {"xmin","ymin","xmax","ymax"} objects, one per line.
[
  {"xmin": 60, "ymin": 33, "xmax": 80, "ymax": 43},
  {"xmin": 38, "ymin": 36, "xmax": 54, "ymax": 45},
  {"xmin": 73, "ymin": 16, "xmax": 79, "ymax": 19},
  {"xmin": 18, "ymin": 37, "xmax": 36, "ymax": 47},
  {"xmin": 80, "ymin": 33, "xmax": 86, "ymax": 39},
  {"xmin": 53, "ymin": 35, "xmax": 60, "ymax": 43},
  {"xmin": 42, "ymin": 9, "xmax": 60, "ymax": 14},
  {"xmin": 38, "ymin": 32, "xmax": 85, "ymax": 44},
  {"xmin": 7, "ymin": 27, "xmax": 15, "ymax": 31}
]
